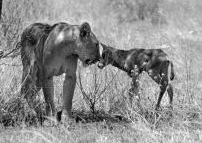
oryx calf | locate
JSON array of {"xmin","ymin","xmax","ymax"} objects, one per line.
[{"xmin": 98, "ymin": 43, "xmax": 174, "ymax": 110}]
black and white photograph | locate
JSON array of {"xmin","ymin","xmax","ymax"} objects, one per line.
[{"xmin": 0, "ymin": 0, "xmax": 202, "ymax": 142}]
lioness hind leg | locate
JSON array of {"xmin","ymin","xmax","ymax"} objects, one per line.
[
  {"xmin": 21, "ymin": 64, "xmax": 30, "ymax": 96},
  {"xmin": 42, "ymin": 77, "xmax": 56, "ymax": 117},
  {"xmin": 21, "ymin": 70, "xmax": 37, "ymax": 109},
  {"xmin": 21, "ymin": 56, "xmax": 36, "ymax": 102},
  {"xmin": 21, "ymin": 61, "xmax": 42, "ymax": 118}
]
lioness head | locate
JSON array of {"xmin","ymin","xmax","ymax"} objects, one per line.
[
  {"xmin": 75, "ymin": 22, "xmax": 100, "ymax": 66},
  {"xmin": 98, "ymin": 43, "xmax": 113, "ymax": 69}
]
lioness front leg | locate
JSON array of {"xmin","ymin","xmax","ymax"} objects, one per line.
[{"xmin": 62, "ymin": 72, "xmax": 76, "ymax": 122}]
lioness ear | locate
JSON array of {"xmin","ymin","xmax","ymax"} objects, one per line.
[{"xmin": 80, "ymin": 22, "xmax": 91, "ymax": 38}]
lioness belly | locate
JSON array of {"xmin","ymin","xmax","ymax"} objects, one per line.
[
  {"xmin": 43, "ymin": 55, "xmax": 78, "ymax": 78},
  {"xmin": 43, "ymin": 56, "xmax": 66, "ymax": 78}
]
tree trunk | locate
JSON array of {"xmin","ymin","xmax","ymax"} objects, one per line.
[{"xmin": 0, "ymin": 0, "xmax": 2, "ymax": 20}]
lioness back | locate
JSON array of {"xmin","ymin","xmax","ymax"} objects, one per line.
[
  {"xmin": 21, "ymin": 23, "xmax": 51, "ymax": 46},
  {"xmin": 21, "ymin": 23, "xmax": 54, "ymax": 64}
]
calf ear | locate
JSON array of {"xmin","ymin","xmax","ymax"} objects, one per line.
[
  {"xmin": 100, "ymin": 43, "xmax": 106, "ymax": 48},
  {"xmin": 80, "ymin": 22, "xmax": 91, "ymax": 38},
  {"xmin": 99, "ymin": 42, "xmax": 104, "ymax": 55},
  {"xmin": 100, "ymin": 43, "xmax": 109, "ymax": 51}
]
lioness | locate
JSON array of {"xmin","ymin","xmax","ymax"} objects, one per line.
[
  {"xmin": 20, "ymin": 22, "xmax": 100, "ymax": 121},
  {"xmin": 98, "ymin": 43, "xmax": 174, "ymax": 110}
]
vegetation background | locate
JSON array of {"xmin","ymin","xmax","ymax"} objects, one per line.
[{"xmin": 0, "ymin": 0, "xmax": 202, "ymax": 142}]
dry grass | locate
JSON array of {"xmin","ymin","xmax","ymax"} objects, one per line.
[{"xmin": 0, "ymin": 0, "xmax": 202, "ymax": 142}]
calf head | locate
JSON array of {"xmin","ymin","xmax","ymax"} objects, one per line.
[{"xmin": 98, "ymin": 43, "xmax": 113, "ymax": 69}]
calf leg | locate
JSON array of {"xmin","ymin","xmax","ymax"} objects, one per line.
[
  {"xmin": 129, "ymin": 76, "xmax": 140, "ymax": 104},
  {"xmin": 155, "ymin": 86, "xmax": 166, "ymax": 110},
  {"xmin": 156, "ymin": 75, "xmax": 168, "ymax": 110},
  {"xmin": 167, "ymin": 84, "xmax": 173, "ymax": 109},
  {"xmin": 149, "ymin": 62, "xmax": 170, "ymax": 110}
]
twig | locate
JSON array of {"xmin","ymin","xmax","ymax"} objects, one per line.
[
  {"xmin": 0, "ymin": 42, "xmax": 21, "ymax": 59},
  {"xmin": 77, "ymin": 68, "xmax": 119, "ymax": 113},
  {"xmin": 0, "ymin": 63, "xmax": 21, "ymax": 67}
]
